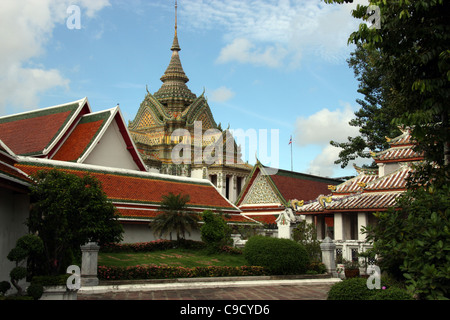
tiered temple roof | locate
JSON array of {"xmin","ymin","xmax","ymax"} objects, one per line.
[
  {"xmin": 127, "ymin": 3, "xmax": 246, "ymax": 175},
  {"xmin": 0, "ymin": 98, "xmax": 146, "ymax": 171},
  {"xmin": 295, "ymin": 129, "xmax": 421, "ymax": 215}
]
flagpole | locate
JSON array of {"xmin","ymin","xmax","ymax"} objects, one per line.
[{"xmin": 290, "ymin": 135, "xmax": 293, "ymax": 171}]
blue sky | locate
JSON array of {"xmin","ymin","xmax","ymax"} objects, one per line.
[{"xmin": 0, "ymin": 0, "xmax": 371, "ymax": 178}]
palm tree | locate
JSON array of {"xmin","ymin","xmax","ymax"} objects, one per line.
[{"xmin": 151, "ymin": 192, "xmax": 199, "ymax": 242}]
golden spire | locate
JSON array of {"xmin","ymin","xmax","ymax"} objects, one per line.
[
  {"xmin": 154, "ymin": 0, "xmax": 196, "ymax": 106},
  {"xmin": 171, "ymin": 0, "xmax": 180, "ymax": 51}
]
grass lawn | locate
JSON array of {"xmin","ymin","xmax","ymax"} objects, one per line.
[{"xmin": 98, "ymin": 248, "xmax": 248, "ymax": 268}]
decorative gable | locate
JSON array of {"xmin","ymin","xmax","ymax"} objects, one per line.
[{"xmin": 241, "ymin": 172, "xmax": 281, "ymax": 205}]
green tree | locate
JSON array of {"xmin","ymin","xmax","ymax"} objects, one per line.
[
  {"xmin": 6, "ymin": 234, "xmax": 44, "ymax": 296},
  {"xmin": 292, "ymin": 220, "xmax": 322, "ymax": 263},
  {"xmin": 151, "ymin": 192, "xmax": 200, "ymax": 242},
  {"xmin": 200, "ymin": 210, "xmax": 232, "ymax": 253},
  {"xmin": 330, "ymin": 43, "xmax": 403, "ymax": 168},
  {"xmin": 325, "ymin": 0, "xmax": 450, "ymax": 300},
  {"xmin": 27, "ymin": 169, "xmax": 123, "ymax": 276},
  {"xmin": 364, "ymin": 184, "xmax": 450, "ymax": 299},
  {"xmin": 326, "ymin": 0, "xmax": 449, "ymax": 170}
]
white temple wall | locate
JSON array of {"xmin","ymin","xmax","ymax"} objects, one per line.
[{"xmin": 84, "ymin": 119, "xmax": 140, "ymax": 171}]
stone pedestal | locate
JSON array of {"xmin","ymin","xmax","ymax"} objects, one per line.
[
  {"xmin": 276, "ymin": 208, "xmax": 295, "ymax": 239},
  {"xmin": 81, "ymin": 242, "xmax": 100, "ymax": 286},
  {"xmin": 320, "ymin": 237, "xmax": 338, "ymax": 278}
]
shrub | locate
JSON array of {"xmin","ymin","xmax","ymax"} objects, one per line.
[
  {"xmin": 7, "ymin": 234, "xmax": 44, "ymax": 296},
  {"xmin": 219, "ymin": 245, "xmax": 243, "ymax": 255},
  {"xmin": 370, "ymin": 287, "xmax": 414, "ymax": 300},
  {"xmin": 26, "ymin": 283, "xmax": 44, "ymax": 300},
  {"xmin": 31, "ymin": 274, "xmax": 71, "ymax": 287},
  {"xmin": 292, "ymin": 220, "xmax": 321, "ymax": 263},
  {"xmin": 307, "ymin": 262, "xmax": 326, "ymax": 274},
  {"xmin": 327, "ymin": 277, "xmax": 415, "ymax": 300},
  {"xmin": 97, "ymin": 265, "xmax": 268, "ymax": 280},
  {"xmin": 200, "ymin": 211, "xmax": 232, "ymax": 253},
  {"xmin": 101, "ymin": 239, "xmax": 206, "ymax": 253},
  {"xmin": 244, "ymin": 236, "xmax": 309, "ymax": 275},
  {"xmin": 327, "ymin": 278, "xmax": 374, "ymax": 300},
  {"xmin": 0, "ymin": 281, "xmax": 11, "ymax": 296}
]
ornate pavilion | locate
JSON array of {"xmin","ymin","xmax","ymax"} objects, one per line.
[
  {"xmin": 127, "ymin": 4, "xmax": 251, "ymax": 202},
  {"xmin": 295, "ymin": 128, "xmax": 422, "ymax": 262}
]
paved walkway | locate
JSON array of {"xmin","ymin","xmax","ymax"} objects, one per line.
[{"xmin": 77, "ymin": 277, "xmax": 340, "ymax": 300}]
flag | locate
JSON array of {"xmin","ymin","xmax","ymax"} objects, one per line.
[{"xmin": 289, "ymin": 136, "xmax": 292, "ymax": 145}]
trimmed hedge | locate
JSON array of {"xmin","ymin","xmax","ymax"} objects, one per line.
[
  {"xmin": 327, "ymin": 277, "xmax": 414, "ymax": 300},
  {"xmin": 244, "ymin": 236, "xmax": 309, "ymax": 275},
  {"xmin": 98, "ymin": 265, "xmax": 268, "ymax": 280}
]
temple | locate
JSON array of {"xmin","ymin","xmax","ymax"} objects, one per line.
[{"xmin": 127, "ymin": 1, "xmax": 251, "ymax": 201}]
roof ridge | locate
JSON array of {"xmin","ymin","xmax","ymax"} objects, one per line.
[
  {"xmin": 16, "ymin": 156, "xmax": 214, "ymax": 185},
  {"xmin": 0, "ymin": 97, "xmax": 87, "ymax": 121}
]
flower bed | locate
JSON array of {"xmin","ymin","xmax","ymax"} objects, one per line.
[
  {"xmin": 101, "ymin": 239, "xmax": 206, "ymax": 253},
  {"xmin": 98, "ymin": 265, "xmax": 268, "ymax": 281}
]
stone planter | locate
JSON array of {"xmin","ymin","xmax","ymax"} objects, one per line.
[
  {"xmin": 39, "ymin": 286, "xmax": 78, "ymax": 300},
  {"xmin": 344, "ymin": 268, "xmax": 360, "ymax": 279}
]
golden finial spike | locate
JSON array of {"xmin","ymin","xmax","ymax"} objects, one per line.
[{"xmin": 175, "ymin": 0, "xmax": 178, "ymax": 33}]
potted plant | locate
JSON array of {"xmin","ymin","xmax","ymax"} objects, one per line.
[
  {"xmin": 358, "ymin": 250, "xmax": 376, "ymax": 278},
  {"xmin": 342, "ymin": 259, "xmax": 361, "ymax": 278}
]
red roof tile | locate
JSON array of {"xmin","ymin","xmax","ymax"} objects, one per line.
[
  {"xmin": 237, "ymin": 163, "xmax": 342, "ymax": 208},
  {"xmin": 15, "ymin": 159, "xmax": 240, "ymax": 213},
  {"xmin": 0, "ymin": 111, "xmax": 73, "ymax": 155},
  {"xmin": 297, "ymin": 191, "xmax": 403, "ymax": 214},
  {"xmin": 242, "ymin": 214, "xmax": 278, "ymax": 225},
  {"xmin": 374, "ymin": 146, "xmax": 423, "ymax": 163},
  {"xmin": 0, "ymin": 100, "xmax": 88, "ymax": 156},
  {"xmin": 333, "ymin": 172, "xmax": 379, "ymax": 195},
  {"xmin": 52, "ymin": 119, "xmax": 104, "ymax": 161},
  {"xmin": 270, "ymin": 170, "xmax": 341, "ymax": 202},
  {"xmin": 365, "ymin": 166, "xmax": 411, "ymax": 191}
]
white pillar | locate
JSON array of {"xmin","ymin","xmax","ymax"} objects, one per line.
[
  {"xmin": 230, "ymin": 175, "xmax": 237, "ymax": 203},
  {"xmin": 357, "ymin": 212, "xmax": 368, "ymax": 241},
  {"xmin": 334, "ymin": 213, "xmax": 343, "ymax": 241}
]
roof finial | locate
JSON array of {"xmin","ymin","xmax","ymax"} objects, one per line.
[
  {"xmin": 171, "ymin": 0, "xmax": 181, "ymax": 51},
  {"xmin": 175, "ymin": 0, "xmax": 178, "ymax": 33}
]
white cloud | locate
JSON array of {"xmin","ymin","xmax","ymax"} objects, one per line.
[
  {"xmin": 182, "ymin": 0, "xmax": 368, "ymax": 68},
  {"xmin": 294, "ymin": 102, "xmax": 365, "ymax": 177},
  {"xmin": 294, "ymin": 102, "xmax": 359, "ymax": 146},
  {"xmin": 217, "ymin": 38, "xmax": 288, "ymax": 68},
  {"xmin": 0, "ymin": 0, "xmax": 110, "ymax": 113},
  {"xmin": 308, "ymin": 144, "xmax": 342, "ymax": 177},
  {"xmin": 209, "ymin": 86, "xmax": 235, "ymax": 103}
]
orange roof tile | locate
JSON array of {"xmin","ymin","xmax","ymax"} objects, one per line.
[
  {"xmin": 52, "ymin": 110, "xmax": 112, "ymax": 161},
  {"xmin": 242, "ymin": 214, "xmax": 278, "ymax": 225},
  {"xmin": 0, "ymin": 100, "xmax": 88, "ymax": 156},
  {"xmin": 15, "ymin": 159, "xmax": 241, "ymax": 214}
]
